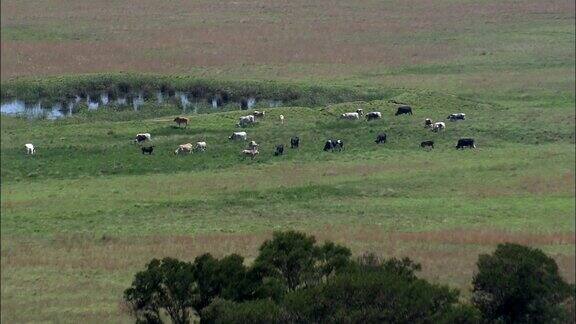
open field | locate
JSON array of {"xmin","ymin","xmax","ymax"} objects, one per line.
[
  {"xmin": 1, "ymin": 89, "xmax": 575, "ymax": 321},
  {"xmin": 1, "ymin": 0, "xmax": 575, "ymax": 104},
  {"xmin": 1, "ymin": 0, "xmax": 575, "ymax": 322}
]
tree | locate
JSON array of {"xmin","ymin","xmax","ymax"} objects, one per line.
[
  {"xmin": 200, "ymin": 298, "xmax": 287, "ymax": 324},
  {"xmin": 204, "ymin": 254, "xmax": 475, "ymax": 324},
  {"xmin": 351, "ymin": 253, "xmax": 422, "ymax": 280},
  {"xmin": 253, "ymin": 231, "xmax": 351, "ymax": 290},
  {"xmin": 193, "ymin": 253, "xmax": 284, "ymax": 309},
  {"xmin": 124, "ymin": 258, "xmax": 198, "ymax": 324},
  {"xmin": 472, "ymin": 243, "xmax": 574, "ymax": 323},
  {"xmin": 282, "ymin": 265, "xmax": 465, "ymax": 323}
]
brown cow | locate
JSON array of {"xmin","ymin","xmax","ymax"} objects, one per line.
[{"xmin": 174, "ymin": 117, "xmax": 189, "ymax": 128}]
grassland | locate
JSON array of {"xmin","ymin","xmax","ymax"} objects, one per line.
[
  {"xmin": 1, "ymin": 88, "xmax": 574, "ymax": 321},
  {"xmin": 1, "ymin": 0, "xmax": 574, "ymax": 104},
  {"xmin": 1, "ymin": 0, "xmax": 575, "ymax": 322}
]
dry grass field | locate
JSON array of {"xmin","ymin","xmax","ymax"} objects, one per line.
[
  {"xmin": 2, "ymin": 0, "xmax": 574, "ymax": 100},
  {"xmin": 1, "ymin": 0, "xmax": 574, "ymax": 322}
]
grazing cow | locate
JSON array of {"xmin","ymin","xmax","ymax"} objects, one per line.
[
  {"xmin": 279, "ymin": 114, "xmax": 285, "ymax": 125},
  {"xmin": 174, "ymin": 143, "xmax": 194, "ymax": 155},
  {"xmin": 274, "ymin": 144, "xmax": 284, "ymax": 156},
  {"xmin": 194, "ymin": 141, "xmax": 207, "ymax": 152},
  {"xmin": 242, "ymin": 148, "xmax": 259, "ymax": 159},
  {"xmin": 134, "ymin": 133, "xmax": 151, "ymax": 144},
  {"xmin": 456, "ymin": 138, "xmax": 476, "ymax": 149},
  {"xmin": 247, "ymin": 140, "xmax": 259, "ymax": 150},
  {"xmin": 237, "ymin": 115, "xmax": 256, "ymax": 127},
  {"xmin": 356, "ymin": 109, "xmax": 364, "ymax": 116},
  {"xmin": 420, "ymin": 141, "xmax": 434, "ymax": 149},
  {"xmin": 141, "ymin": 146, "xmax": 154, "ymax": 155},
  {"xmin": 291, "ymin": 136, "xmax": 300, "ymax": 149},
  {"xmin": 424, "ymin": 118, "xmax": 433, "ymax": 128},
  {"xmin": 432, "ymin": 122, "xmax": 446, "ymax": 132},
  {"xmin": 229, "ymin": 131, "xmax": 248, "ymax": 141},
  {"xmin": 341, "ymin": 112, "xmax": 360, "ymax": 120},
  {"xmin": 395, "ymin": 105, "xmax": 413, "ymax": 116},
  {"xmin": 366, "ymin": 112, "xmax": 382, "ymax": 121},
  {"xmin": 174, "ymin": 117, "xmax": 189, "ymax": 128},
  {"xmin": 448, "ymin": 113, "xmax": 466, "ymax": 121},
  {"xmin": 24, "ymin": 143, "xmax": 35, "ymax": 155},
  {"xmin": 253, "ymin": 111, "xmax": 266, "ymax": 119},
  {"xmin": 324, "ymin": 139, "xmax": 344, "ymax": 152},
  {"xmin": 375, "ymin": 133, "xmax": 387, "ymax": 144}
]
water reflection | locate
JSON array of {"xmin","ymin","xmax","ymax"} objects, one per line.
[{"xmin": 1, "ymin": 90, "xmax": 284, "ymax": 119}]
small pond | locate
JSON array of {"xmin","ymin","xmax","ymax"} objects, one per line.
[{"xmin": 1, "ymin": 90, "xmax": 278, "ymax": 119}]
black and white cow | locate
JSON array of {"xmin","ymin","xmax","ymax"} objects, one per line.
[
  {"xmin": 134, "ymin": 133, "xmax": 151, "ymax": 144},
  {"xmin": 375, "ymin": 133, "xmax": 387, "ymax": 144},
  {"xmin": 323, "ymin": 139, "xmax": 344, "ymax": 152},
  {"xmin": 291, "ymin": 136, "xmax": 300, "ymax": 149},
  {"xmin": 274, "ymin": 144, "xmax": 284, "ymax": 156},
  {"xmin": 366, "ymin": 112, "xmax": 382, "ymax": 121},
  {"xmin": 431, "ymin": 122, "xmax": 446, "ymax": 132},
  {"xmin": 448, "ymin": 113, "xmax": 466, "ymax": 121},
  {"xmin": 228, "ymin": 131, "xmax": 248, "ymax": 140},
  {"xmin": 420, "ymin": 141, "xmax": 434, "ymax": 149},
  {"xmin": 237, "ymin": 115, "xmax": 256, "ymax": 127},
  {"xmin": 395, "ymin": 105, "xmax": 413, "ymax": 116},
  {"xmin": 456, "ymin": 138, "xmax": 476, "ymax": 149}
]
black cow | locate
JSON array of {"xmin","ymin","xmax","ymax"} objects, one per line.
[
  {"xmin": 420, "ymin": 141, "xmax": 434, "ymax": 149},
  {"xmin": 375, "ymin": 133, "xmax": 387, "ymax": 144},
  {"xmin": 324, "ymin": 139, "xmax": 344, "ymax": 152},
  {"xmin": 395, "ymin": 105, "xmax": 413, "ymax": 116},
  {"xmin": 456, "ymin": 138, "xmax": 476, "ymax": 149},
  {"xmin": 291, "ymin": 136, "xmax": 300, "ymax": 149},
  {"xmin": 274, "ymin": 144, "xmax": 284, "ymax": 156},
  {"xmin": 141, "ymin": 146, "xmax": 154, "ymax": 155}
]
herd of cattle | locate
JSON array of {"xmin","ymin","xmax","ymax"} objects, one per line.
[{"xmin": 23, "ymin": 106, "xmax": 477, "ymax": 157}]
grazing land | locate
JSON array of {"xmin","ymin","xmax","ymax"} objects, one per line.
[
  {"xmin": 1, "ymin": 0, "xmax": 575, "ymax": 322},
  {"xmin": 1, "ymin": 90, "xmax": 574, "ymax": 322}
]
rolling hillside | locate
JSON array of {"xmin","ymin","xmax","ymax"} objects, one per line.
[{"xmin": 1, "ymin": 86, "xmax": 573, "ymax": 321}]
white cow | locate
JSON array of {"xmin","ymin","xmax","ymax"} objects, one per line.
[
  {"xmin": 174, "ymin": 143, "xmax": 193, "ymax": 155},
  {"xmin": 341, "ymin": 112, "xmax": 360, "ymax": 120},
  {"xmin": 24, "ymin": 143, "xmax": 35, "ymax": 155},
  {"xmin": 237, "ymin": 115, "xmax": 256, "ymax": 127},
  {"xmin": 194, "ymin": 141, "xmax": 207, "ymax": 152},
  {"xmin": 279, "ymin": 114, "xmax": 285, "ymax": 125},
  {"xmin": 228, "ymin": 131, "xmax": 248, "ymax": 141},
  {"xmin": 241, "ymin": 148, "xmax": 259, "ymax": 159},
  {"xmin": 432, "ymin": 122, "xmax": 446, "ymax": 132}
]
